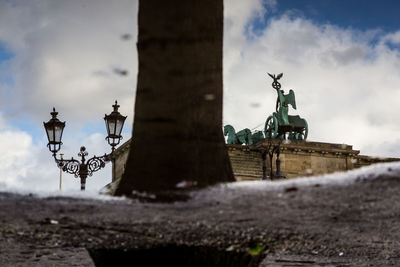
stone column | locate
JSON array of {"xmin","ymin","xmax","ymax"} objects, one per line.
[{"xmin": 115, "ymin": 0, "xmax": 234, "ymax": 196}]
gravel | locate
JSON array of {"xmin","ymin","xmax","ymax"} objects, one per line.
[{"xmin": 1, "ymin": 164, "xmax": 400, "ymax": 266}]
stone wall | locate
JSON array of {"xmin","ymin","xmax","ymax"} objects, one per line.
[
  {"xmin": 111, "ymin": 139, "xmax": 131, "ymax": 182},
  {"xmin": 354, "ymin": 154, "xmax": 400, "ymax": 168},
  {"xmin": 227, "ymin": 145, "xmax": 263, "ymax": 181},
  {"xmin": 110, "ymin": 138, "xmax": 399, "ymax": 182},
  {"xmin": 259, "ymin": 140, "xmax": 359, "ymax": 178}
]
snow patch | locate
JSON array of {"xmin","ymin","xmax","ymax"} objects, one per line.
[
  {"xmin": 228, "ymin": 161, "xmax": 400, "ymax": 191},
  {"xmin": 0, "ymin": 183, "xmax": 129, "ymax": 202},
  {"xmin": 1, "ymin": 161, "xmax": 399, "ymax": 203},
  {"xmin": 190, "ymin": 162, "xmax": 400, "ymax": 202}
]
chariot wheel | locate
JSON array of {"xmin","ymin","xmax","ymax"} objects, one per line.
[
  {"xmin": 264, "ymin": 115, "xmax": 279, "ymax": 139},
  {"xmin": 272, "ymin": 81, "xmax": 281, "ymax": 89}
]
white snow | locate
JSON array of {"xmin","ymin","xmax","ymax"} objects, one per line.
[
  {"xmin": 1, "ymin": 161, "xmax": 399, "ymax": 203},
  {"xmin": 227, "ymin": 161, "xmax": 400, "ymax": 190},
  {"xmin": 190, "ymin": 161, "xmax": 400, "ymax": 202},
  {"xmin": 0, "ymin": 182, "xmax": 129, "ymax": 202}
]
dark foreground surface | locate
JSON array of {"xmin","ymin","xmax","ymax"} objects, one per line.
[{"xmin": 1, "ymin": 163, "xmax": 400, "ymax": 266}]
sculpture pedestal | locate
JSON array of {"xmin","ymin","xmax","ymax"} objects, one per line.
[
  {"xmin": 109, "ymin": 139, "xmax": 399, "ymax": 185},
  {"xmin": 228, "ymin": 140, "xmax": 398, "ymax": 181}
]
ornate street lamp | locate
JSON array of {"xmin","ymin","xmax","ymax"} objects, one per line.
[
  {"xmin": 44, "ymin": 101, "xmax": 126, "ymax": 191},
  {"xmin": 104, "ymin": 101, "xmax": 127, "ymax": 152},
  {"xmin": 43, "ymin": 108, "xmax": 65, "ymax": 154}
]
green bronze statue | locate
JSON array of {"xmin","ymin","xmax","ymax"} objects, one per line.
[
  {"xmin": 223, "ymin": 73, "xmax": 308, "ymax": 144},
  {"xmin": 223, "ymin": 125, "xmax": 264, "ymax": 145},
  {"xmin": 265, "ymin": 73, "xmax": 308, "ymax": 140},
  {"xmin": 269, "ymin": 73, "xmax": 297, "ymax": 125}
]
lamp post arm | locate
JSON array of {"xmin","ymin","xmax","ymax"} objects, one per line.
[
  {"xmin": 53, "ymin": 154, "xmax": 81, "ymax": 178},
  {"xmin": 86, "ymin": 153, "xmax": 112, "ymax": 177}
]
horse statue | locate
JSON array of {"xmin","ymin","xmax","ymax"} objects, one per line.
[
  {"xmin": 251, "ymin": 130, "xmax": 264, "ymax": 144},
  {"xmin": 223, "ymin": 125, "xmax": 265, "ymax": 145}
]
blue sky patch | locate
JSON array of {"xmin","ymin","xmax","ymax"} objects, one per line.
[
  {"xmin": 10, "ymin": 115, "xmax": 45, "ymax": 144},
  {"xmin": 0, "ymin": 41, "xmax": 14, "ymax": 63},
  {"xmin": 276, "ymin": 0, "xmax": 400, "ymax": 32},
  {"xmin": 384, "ymin": 40, "xmax": 400, "ymax": 51},
  {"xmin": 250, "ymin": 0, "xmax": 400, "ymax": 38},
  {"xmin": 0, "ymin": 41, "xmax": 14, "ymax": 89}
]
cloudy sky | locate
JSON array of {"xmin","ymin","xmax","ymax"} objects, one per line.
[{"xmin": 1, "ymin": 0, "xmax": 400, "ymax": 192}]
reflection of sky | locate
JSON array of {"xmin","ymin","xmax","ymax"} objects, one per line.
[
  {"xmin": 10, "ymin": 115, "xmax": 44, "ymax": 143},
  {"xmin": 0, "ymin": 0, "xmax": 137, "ymax": 192},
  {"xmin": 1, "ymin": 0, "xmax": 400, "ymax": 193},
  {"xmin": 0, "ymin": 42, "xmax": 14, "ymax": 90},
  {"xmin": 0, "ymin": 42, "xmax": 13, "ymax": 62},
  {"xmin": 267, "ymin": 0, "xmax": 400, "ymax": 32},
  {"xmin": 249, "ymin": 0, "xmax": 400, "ymax": 47}
]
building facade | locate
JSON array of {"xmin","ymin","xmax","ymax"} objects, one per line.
[{"xmin": 110, "ymin": 138, "xmax": 399, "ymax": 183}]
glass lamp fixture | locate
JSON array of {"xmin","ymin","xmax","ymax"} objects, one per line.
[
  {"xmin": 104, "ymin": 100, "xmax": 127, "ymax": 151},
  {"xmin": 43, "ymin": 108, "xmax": 66, "ymax": 154}
]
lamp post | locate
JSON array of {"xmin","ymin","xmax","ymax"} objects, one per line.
[
  {"xmin": 104, "ymin": 101, "xmax": 127, "ymax": 183},
  {"xmin": 59, "ymin": 153, "xmax": 63, "ymax": 191},
  {"xmin": 43, "ymin": 101, "xmax": 127, "ymax": 191},
  {"xmin": 262, "ymin": 129, "xmax": 285, "ymax": 180}
]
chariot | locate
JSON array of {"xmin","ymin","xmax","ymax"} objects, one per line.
[{"xmin": 264, "ymin": 113, "xmax": 308, "ymax": 140}]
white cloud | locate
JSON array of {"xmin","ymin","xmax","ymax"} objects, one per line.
[
  {"xmin": 223, "ymin": 8, "xmax": 400, "ymax": 158},
  {"xmin": 0, "ymin": 130, "xmax": 36, "ymax": 187},
  {"xmin": 0, "ymin": 0, "xmax": 135, "ymax": 192},
  {"xmin": 382, "ymin": 31, "xmax": 400, "ymax": 45},
  {"xmin": 0, "ymin": 0, "xmax": 137, "ymax": 128},
  {"xmin": 0, "ymin": 125, "xmax": 113, "ymax": 192}
]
